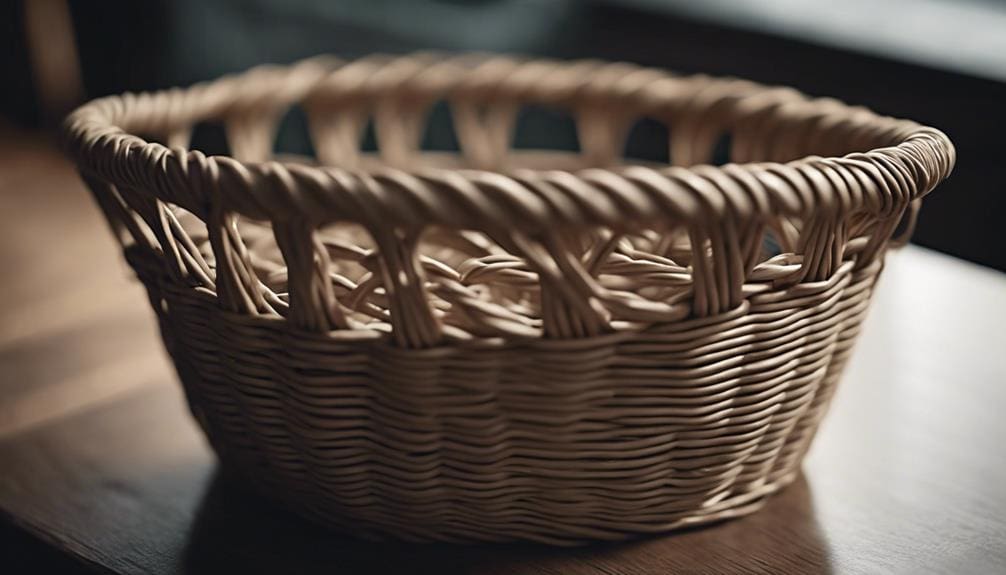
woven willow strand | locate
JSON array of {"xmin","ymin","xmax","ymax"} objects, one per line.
[{"xmin": 65, "ymin": 54, "xmax": 953, "ymax": 544}]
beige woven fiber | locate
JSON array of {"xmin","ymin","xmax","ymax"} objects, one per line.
[{"xmin": 64, "ymin": 54, "xmax": 954, "ymax": 545}]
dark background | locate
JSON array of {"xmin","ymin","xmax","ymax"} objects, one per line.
[{"xmin": 3, "ymin": 0, "xmax": 1002, "ymax": 270}]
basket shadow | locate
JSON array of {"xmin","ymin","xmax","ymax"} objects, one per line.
[{"xmin": 182, "ymin": 469, "xmax": 832, "ymax": 575}]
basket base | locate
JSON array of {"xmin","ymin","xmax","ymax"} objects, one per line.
[{"xmin": 212, "ymin": 449, "xmax": 800, "ymax": 545}]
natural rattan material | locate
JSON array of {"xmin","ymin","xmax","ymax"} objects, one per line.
[{"xmin": 64, "ymin": 54, "xmax": 954, "ymax": 544}]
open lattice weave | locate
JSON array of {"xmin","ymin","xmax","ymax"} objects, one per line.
[{"xmin": 64, "ymin": 54, "xmax": 954, "ymax": 544}]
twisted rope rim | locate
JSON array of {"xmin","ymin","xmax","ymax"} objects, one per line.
[{"xmin": 63, "ymin": 53, "xmax": 954, "ymax": 229}]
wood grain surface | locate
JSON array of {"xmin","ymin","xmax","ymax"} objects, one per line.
[{"xmin": 1, "ymin": 126, "xmax": 1004, "ymax": 574}]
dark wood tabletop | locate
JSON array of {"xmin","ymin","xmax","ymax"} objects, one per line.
[{"xmin": 1, "ymin": 126, "xmax": 1004, "ymax": 574}]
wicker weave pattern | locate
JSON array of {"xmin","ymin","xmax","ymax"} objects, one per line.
[{"xmin": 65, "ymin": 54, "xmax": 953, "ymax": 544}]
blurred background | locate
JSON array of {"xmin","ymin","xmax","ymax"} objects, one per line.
[{"xmin": 2, "ymin": 0, "xmax": 1003, "ymax": 270}]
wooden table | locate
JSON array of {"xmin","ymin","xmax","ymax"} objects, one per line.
[{"xmin": 1, "ymin": 127, "xmax": 1004, "ymax": 574}]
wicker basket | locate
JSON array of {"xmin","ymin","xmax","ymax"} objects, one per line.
[{"xmin": 64, "ymin": 54, "xmax": 954, "ymax": 545}]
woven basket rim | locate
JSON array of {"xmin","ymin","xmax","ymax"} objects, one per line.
[{"xmin": 63, "ymin": 53, "xmax": 955, "ymax": 232}]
